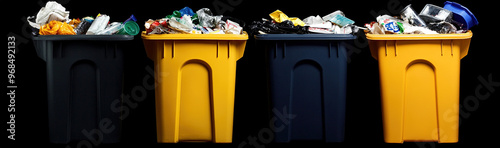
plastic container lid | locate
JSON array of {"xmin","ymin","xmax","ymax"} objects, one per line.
[
  {"xmin": 443, "ymin": 1, "xmax": 478, "ymax": 30},
  {"xmin": 116, "ymin": 21, "xmax": 140, "ymax": 36},
  {"xmin": 255, "ymin": 34, "xmax": 356, "ymax": 40}
]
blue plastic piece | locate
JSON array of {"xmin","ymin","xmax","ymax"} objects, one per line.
[
  {"xmin": 124, "ymin": 14, "xmax": 137, "ymax": 22},
  {"xmin": 179, "ymin": 6, "xmax": 195, "ymax": 17},
  {"xmin": 443, "ymin": 1, "xmax": 478, "ymax": 30},
  {"xmin": 256, "ymin": 34, "xmax": 356, "ymax": 142}
]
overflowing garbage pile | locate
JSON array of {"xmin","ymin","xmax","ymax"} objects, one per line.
[
  {"xmin": 249, "ymin": 10, "xmax": 361, "ymax": 34},
  {"xmin": 365, "ymin": 1, "xmax": 478, "ymax": 34},
  {"xmin": 145, "ymin": 7, "xmax": 244, "ymax": 35},
  {"xmin": 28, "ymin": 1, "xmax": 140, "ymax": 36}
]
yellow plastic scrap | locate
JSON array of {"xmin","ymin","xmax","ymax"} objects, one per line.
[
  {"xmin": 39, "ymin": 20, "xmax": 61, "ymax": 35},
  {"xmin": 58, "ymin": 22, "xmax": 76, "ymax": 35},
  {"xmin": 39, "ymin": 20, "xmax": 76, "ymax": 35},
  {"xmin": 289, "ymin": 17, "xmax": 305, "ymax": 26},
  {"xmin": 68, "ymin": 18, "xmax": 81, "ymax": 28},
  {"xmin": 269, "ymin": 10, "xmax": 305, "ymax": 26},
  {"xmin": 269, "ymin": 10, "xmax": 289, "ymax": 23}
]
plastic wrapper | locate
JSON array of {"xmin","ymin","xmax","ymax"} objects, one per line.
[
  {"xmin": 97, "ymin": 22, "xmax": 123, "ymax": 35},
  {"xmin": 329, "ymin": 14, "xmax": 355, "ymax": 27},
  {"xmin": 419, "ymin": 4, "xmax": 453, "ymax": 23},
  {"xmin": 179, "ymin": 7, "xmax": 195, "ymax": 17},
  {"xmin": 39, "ymin": 20, "xmax": 61, "ymax": 35},
  {"xmin": 322, "ymin": 11, "xmax": 344, "ymax": 22},
  {"xmin": 277, "ymin": 20, "xmax": 306, "ymax": 33},
  {"xmin": 289, "ymin": 18, "xmax": 305, "ymax": 26},
  {"xmin": 376, "ymin": 15, "xmax": 404, "ymax": 34},
  {"xmin": 179, "ymin": 14, "xmax": 194, "ymax": 29},
  {"xmin": 427, "ymin": 21, "xmax": 456, "ymax": 34},
  {"xmin": 307, "ymin": 22, "xmax": 334, "ymax": 34},
  {"xmin": 224, "ymin": 19, "xmax": 243, "ymax": 34},
  {"xmin": 86, "ymin": 14, "xmax": 110, "ymax": 35},
  {"xmin": 146, "ymin": 19, "xmax": 170, "ymax": 34},
  {"xmin": 74, "ymin": 18, "xmax": 92, "ymax": 35},
  {"xmin": 196, "ymin": 8, "xmax": 223, "ymax": 28},
  {"xmin": 269, "ymin": 10, "xmax": 305, "ymax": 26},
  {"xmin": 82, "ymin": 17, "xmax": 94, "ymax": 23},
  {"xmin": 68, "ymin": 18, "xmax": 81, "ymax": 28},
  {"xmin": 365, "ymin": 22, "xmax": 385, "ymax": 34},
  {"xmin": 248, "ymin": 19, "xmax": 279, "ymax": 34},
  {"xmin": 303, "ymin": 15, "xmax": 323, "ymax": 26},
  {"xmin": 166, "ymin": 10, "xmax": 182, "ymax": 19},
  {"xmin": 269, "ymin": 10, "xmax": 289, "ymax": 23},
  {"xmin": 39, "ymin": 20, "xmax": 76, "ymax": 35},
  {"xmin": 168, "ymin": 18, "xmax": 192, "ymax": 34},
  {"xmin": 400, "ymin": 4, "xmax": 427, "ymax": 27},
  {"xmin": 58, "ymin": 22, "xmax": 76, "ymax": 35}
]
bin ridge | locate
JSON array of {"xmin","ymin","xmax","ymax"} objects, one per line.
[{"xmin": 179, "ymin": 59, "xmax": 214, "ymax": 141}]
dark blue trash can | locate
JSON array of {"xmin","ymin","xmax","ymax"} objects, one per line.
[{"xmin": 255, "ymin": 34, "xmax": 356, "ymax": 142}]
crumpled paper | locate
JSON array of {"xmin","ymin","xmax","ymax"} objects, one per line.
[{"xmin": 29, "ymin": 1, "xmax": 70, "ymax": 29}]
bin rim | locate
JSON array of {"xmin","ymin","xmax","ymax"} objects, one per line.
[
  {"xmin": 141, "ymin": 31, "xmax": 249, "ymax": 40},
  {"xmin": 365, "ymin": 30, "xmax": 472, "ymax": 40},
  {"xmin": 254, "ymin": 33, "xmax": 357, "ymax": 40},
  {"xmin": 32, "ymin": 35, "xmax": 134, "ymax": 41}
]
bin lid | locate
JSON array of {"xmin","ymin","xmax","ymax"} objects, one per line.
[
  {"xmin": 255, "ymin": 34, "xmax": 356, "ymax": 40},
  {"xmin": 365, "ymin": 31, "xmax": 472, "ymax": 40},
  {"xmin": 141, "ymin": 31, "xmax": 249, "ymax": 40},
  {"xmin": 32, "ymin": 35, "xmax": 134, "ymax": 41}
]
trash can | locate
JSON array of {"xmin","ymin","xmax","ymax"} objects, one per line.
[
  {"xmin": 255, "ymin": 34, "xmax": 356, "ymax": 142},
  {"xmin": 366, "ymin": 31, "xmax": 473, "ymax": 143},
  {"xmin": 142, "ymin": 31, "xmax": 248, "ymax": 143},
  {"xmin": 32, "ymin": 35, "xmax": 134, "ymax": 143}
]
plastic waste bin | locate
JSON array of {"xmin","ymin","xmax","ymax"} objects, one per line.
[
  {"xmin": 255, "ymin": 34, "xmax": 356, "ymax": 142},
  {"xmin": 366, "ymin": 31, "xmax": 473, "ymax": 143},
  {"xmin": 32, "ymin": 35, "xmax": 134, "ymax": 143},
  {"xmin": 141, "ymin": 31, "xmax": 248, "ymax": 143}
]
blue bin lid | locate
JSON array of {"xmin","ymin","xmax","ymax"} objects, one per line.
[
  {"xmin": 255, "ymin": 34, "xmax": 356, "ymax": 41},
  {"xmin": 443, "ymin": 1, "xmax": 478, "ymax": 30}
]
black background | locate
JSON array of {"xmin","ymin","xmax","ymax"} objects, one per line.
[{"xmin": 5, "ymin": 0, "xmax": 499, "ymax": 148}]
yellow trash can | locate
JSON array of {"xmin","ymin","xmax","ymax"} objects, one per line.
[
  {"xmin": 366, "ymin": 31, "xmax": 473, "ymax": 143},
  {"xmin": 142, "ymin": 31, "xmax": 248, "ymax": 143}
]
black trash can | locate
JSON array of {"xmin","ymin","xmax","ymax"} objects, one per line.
[{"xmin": 32, "ymin": 35, "xmax": 133, "ymax": 143}]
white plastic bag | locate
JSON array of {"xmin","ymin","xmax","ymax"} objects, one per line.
[
  {"xmin": 29, "ymin": 1, "xmax": 70, "ymax": 29},
  {"xmin": 86, "ymin": 14, "xmax": 110, "ymax": 35}
]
